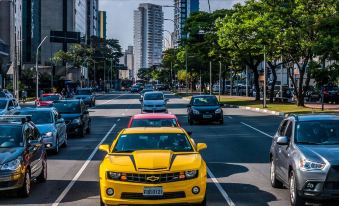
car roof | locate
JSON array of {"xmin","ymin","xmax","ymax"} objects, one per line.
[
  {"xmin": 19, "ymin": 107, "xmax": 54, "ymax": 112},
  {"xmin": 144, "ymin": 91, "xmax": 163, "ymax": 94},
  {"xmin": 132, "ymin": 113, "xmax": 177, "ymax": 120},
  {"xmin": 54, "ymin": 99, "xmax": 80, "ymax": 103},
  {"xmin": 42, "ymin": 93, "xmax": 60, "ymax": 96},
  {"xmin": 294, "ymin": 114, "xmax": 339, "ymax": 122},
  {"xmin": 122, "ymin": 127, "xmax": 185, "ymax": 134},
  {"xmin": 191, "ymin": 95, "xmax": 216, "ymax": 98}
]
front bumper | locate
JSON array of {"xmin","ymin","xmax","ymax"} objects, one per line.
[
  {"xmin": 0, "ymin": 171, "xmax": 24, "ymax": 191},
  {"xmin": 142, "ymin": 107, "xmax": 168, "ymax": 113},
  {"xmin": 42, "ymin": 136, "xmax": 57, "ymax": 150},
  {"xmin": 190, "ymin": 113, "xmax": 223, "ymax": 122},
  {"xmin": 100, "ymin": 176, "xmax": 206, "ymax": 205},
  {"xmin": 65, "ymin": 122, "xmax": 82, "ymax": 134}
]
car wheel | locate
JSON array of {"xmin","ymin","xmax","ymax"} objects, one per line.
[
  {"xmin": 188, "ymin": 117, "xmax": 194, "ymax": 125},
  {"xmin": 78, "ymin": 126, "xmax": 85, "ymax": 137},
  {"xmin": 289, "ymin": 170, "xmax": 305, "ymax": 206},
  {"xmin": 86, "ymin": 121, "xmax": 91, "ymax": 134},
  {"xmin": 219, "ymin": 118, "xmax": 224, "ymax": 125},
  {"xmin": 18, "ymin": 170, "xmax": 31, "ymax": 197},
  {"xmin": 37, "ymin": 159, "xmax": 47, "ymax": 183},
  {"xmin": 270, "ymin": 159, "xmax": 283, "ymax": 188},
  {"xmin": 52, "ymin": 137, "xmax": 59, "ymax": 154},
  {"xmin": 61, "ymin": 133, "xmax": 68, "ymax": 148}
]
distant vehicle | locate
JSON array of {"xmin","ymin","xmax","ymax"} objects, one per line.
[
  {"xmin": 35, "ymin": 93, "xmax": 63, "ymax": 107},
  {"xmin": 187, "ymin": 95, "xmax": 224, "ymax": 125},
  {"xmin": 15, "ymin": 107, "xmax": 67, "ymax": 154},
  {"xmin": 130, "ymin": 85, "xmax": 141, "ymax": 93},
  {"xmin": 0, "ymin": 115, "xmax": 47, "ymax": 197},
  {"xmin": 2, "ymin": 89, "xmax": 14, "ymax": 98},
  {"xmin": 52, "ymin": 100, "xmax": 91, "ymax": 137},
  {"xmin": 323, "ymin": 85, "xmax": 339, "ymax": 103},
  {"xmin": 155, "ymin": 84, "xmax": 167, "ymax": 91},
  {"xmin": 128, "ymin": 113, "xmax": 180, "ymax": 128},
  {"xmin": 140, "ymin": 91, "xmax": 168, "ymax": 113},
  {"xmin": 73, "ymin": 88, "xmax": 96, "ymax": 107},
  {"xmin": 270, "ymin": 114, "xmax": 339, "ymax": 206},
  {"xmin": 140, "ymin": 89, "xmax": 153, "ymax": 99},
  {"xmin": 144, "ymin": 84, "xmax": 154, "ymax": 90},
  {"xmin": 0, "ymin": 98, "xmax": 20, "ymax": 115}
]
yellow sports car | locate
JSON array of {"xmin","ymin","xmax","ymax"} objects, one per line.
[{"xmin": 99, "ymin": 127, "xmax": 207, "ymax": 205}]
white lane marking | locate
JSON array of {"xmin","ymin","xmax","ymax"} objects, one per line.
[
  {"xmin": 52, "ymin": 123, "xmax": 116, "ymax": 206},
  {"xmin": 207, "ymin": 167, "xmax": 236, "ymax": 206},
  {"xmin": 97, "ymin": 93, "xmax": 126, "ymax": 106},
  {"xmin": 117, "ymin": 118, "xmax": 120, "ymax": 122},
  {"xmin": 121, "ymin": 113, "xmax": 125, "ymax": 116},
  {"xmin": 228, "ymin": 116, "xmax": 233, "ymax": 119},
  {"xmin": 240, "ymin": 122, "xmax": 273, "ymax": 138}
]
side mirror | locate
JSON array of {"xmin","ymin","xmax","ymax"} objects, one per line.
[
  {"xmin": 197, "ymin": 143, "xmax": 207, "ymax": 152},
  {"xmin": 277, "ymin": 136, "xmax": 289, "ymax": 145},
  {"xmin": 99, "ymin": 144, "xmax": 110, "ymax": 153},
  {"xmin": 56, "ymin": 118, "xmax": 65, "ymax": 124}
]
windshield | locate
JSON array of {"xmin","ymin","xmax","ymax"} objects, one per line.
[
  {"xmin": 17, "ymin": 111, "xmax": 53, "ymax": 124},
  {"xmin": 53, "ymin": 101, "xmax": 81, "ymax": 113},
  {"xmin": 41, "ymin": 95, "xmax": 60, "ymax": 101},
  {"xmin": 141, "ymin": 90, "xmax": 152, "ymax": 95},
  {"xmin": 144, "ymin": 93, "xmax": 163, "ymax": 100},
  {"xmin": 192, "ymin": 96, "xmax": 218, "ymax": 106},
  {"xmin": 296, "ymin": 120, "xmax": 339, "ymax": 145},
  {"xmin": 131, "ymin": 119, "xmax": 178, "ymax": 127},
  {"xmin": 0, "ymin": 100, "xmax": 7, "ymax": 109},
  {"xmin": 0, "ymin": 125, "xmax": 23, "ymax": 148},
  {"xmin": 113, "ymin": 133, "xmax": 193, "ymax": 152},
  {"xmin": 76, "ymin": 90, "xmax": 92, "ymax": 95}
]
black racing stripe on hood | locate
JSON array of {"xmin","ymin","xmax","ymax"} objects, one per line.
[{"xmin": 110, "ymin": 154, "xmax": 137, "ymax": 171}]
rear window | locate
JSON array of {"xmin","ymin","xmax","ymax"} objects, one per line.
[{"xmin": 131, "ymin": 119, "xmax": 178, "ymax": 127}]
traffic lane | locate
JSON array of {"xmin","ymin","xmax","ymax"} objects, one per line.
[
  {"xmin": 175, "ymin": 109, "xmax": 289, "ymax": 206},
  {"xmin": 0, "ymin": 94, "xmax": 126, "ymax": 205}
]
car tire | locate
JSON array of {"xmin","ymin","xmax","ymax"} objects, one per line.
[
  {"xmin": 52, "ymin": 137, "xmax": 59, "ymax": 154},
  {"xmin": 188, "ymin": 117, "xmax": 194, "ymax": 125},
  {"xmin": 86, "ymin": 121, "xmax": 91, "ymax": 134},
  {"xmin": 270, "ymin": 159, "xmax": 283, "ymax": 188},
  {"xmin": 219, "ymin": 118, "xmax": 224, "ymax": 125},
  {"xmin": 18, "ymin": 170, "xmax": 31, "ymax": 198},
  {"xmin": 37, "ymin": 159, "xmax": 47, "ymax": 183},
  {"xmin": 61, "ymin": 133, "xmax": 68, "ymax": 148},
  {"xmin": 78, "ymin": 126, "xmax": 85, "ymax": 137},
  {"xmin": 289, "ymin": 170, "xmax": 305, "ymax": 206}
]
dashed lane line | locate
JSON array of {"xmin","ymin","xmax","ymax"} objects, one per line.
[{"xmin": 240, "ymin": 122, "xmax": 273, "ymax": 138}]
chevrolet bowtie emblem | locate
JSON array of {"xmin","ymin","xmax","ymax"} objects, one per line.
[{"xmin": 147, "ymin": 176, "xmax": 160, "ymax": 182}]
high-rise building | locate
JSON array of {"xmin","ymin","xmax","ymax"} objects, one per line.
[
  {"xmin": 133, "ymin": 3, "xmax": 163, "ymax": 79},
  {"xmin": 174, "ymin": 0, "xmax": 199, "ymax": 47},
  {"xmin": 97, "ymin": 11, "xmax": 107, "ymax": 39},
  {"xmin": 87, "ymin": 0, "xmax": 99, "ymax": 39},
  {"xmin": 119, "ymin": 46, "xmax": 134, "ymax": 80}
]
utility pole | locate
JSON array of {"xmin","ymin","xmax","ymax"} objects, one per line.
[
  {"xmin": 209, "ymin": 61, "xmax": 212, "ymax": 95},
  {"xmin": 280, "ymin": 55, "xmax": 283, "ymax": 98},
  {"xmin": 185, "ymin": 48, "xmax": 188, "ymax": 95},
  {"xmin": 263, "ymin": 45, "xmax": 267, "ymax": 108},
  {"xmin": 35, "ymin": 36, "xmax": 48, "ymax": 100},
  {"xmin": 246, "ymin": 65, "xmax": 248, "ymax": 97},
  {"xmin": 104, "ymin": 61, "xmax": 106, "ymax": 93},
  {"xmin": 219, "ymin": 58, "xmax": 222, "ymax": 101}
]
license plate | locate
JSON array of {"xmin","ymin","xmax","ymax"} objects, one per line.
[
  {"xmin": 203, "ymin": 114, "xmax": 213, "ymax": 118},
  {"xmin": 143, "ymin": 187, "xmax": 163, "ymax": 196}
]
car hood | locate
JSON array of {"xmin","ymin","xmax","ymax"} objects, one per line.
[
  {"xmin": 60, "ymin": 113, "xmax": 81, "ymax": 121},
  {"xmin": 298, "ymin": 145, "xmax": 339, "ymax": 165},
  {"xmin": 0, "ymin": 147, "xmax": 24, "ymax": 164},
  {"xmin": 0, "ymin": 109, "xmax": 7, "ymax": 114},
  {"xmin": 36, "ymin": 124, "xmax": 56, "ymax": 134},
  {"xmin": 191, "ymin": 105, "xmax": 220, "ymax": 111},
  {"xmin": 143, "ymin": 100, "xmax": 165, "ymax": 105},
  {"xmin": 74, "ymin": 95, "xmax": 91, "ymax": 99},
  {"xmin": 102, "ymin": 150, "xmax": 202, "ymax": 172}
]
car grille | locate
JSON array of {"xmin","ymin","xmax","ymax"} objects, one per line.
[
  {"xmin": 324, "ymin": 165, "xmax": 339, "ymax": 191},
  {"xmin": 121, "ymin": 191, "xmax": 186, "ymax": 200},
  {"xmin": 124, "ymin": 173, "xmax": 185, "ymax": 184},
  {"xmin": 0, "ymin": 180, "xmax": 17, "ymax": 188}
]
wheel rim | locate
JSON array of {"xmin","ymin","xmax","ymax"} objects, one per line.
[
  {"xmin": 270, "ymin": 161, "xmax": 275, "ymax": 184},
  {"xmin": 25, "ymin": 173, "xmax": 30, "ymax": 194},
  {"xmin": 290, "ymin": 173, "xmax": 296, "ymax": 203}
]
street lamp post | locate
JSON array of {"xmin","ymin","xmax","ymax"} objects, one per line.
[
  {"xmin": 209, "ymin": 61, "xmax": 212, "ymax": 95},
  {"xmin": 263, "ymin": 45, "xmax": 267, "ymax": 108},
  {"xmin": 35, "ymin": 36, "xmax": 48, "ymax": 99}
]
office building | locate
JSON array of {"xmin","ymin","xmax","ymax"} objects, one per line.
[
  {"xmin": 87, "ymin": 0, "xmax": 99, "ymax": 39},
  {"xmin": 119, "ymin": 46, "xmax": 134, "ymax": 80},
  {"xmin": 133, "ymin": 3, "xmax": 163, "ymax": 78},
  {"xmin": 98, "ymin": 11, "xmax": 107, "ymax": 39},
  {"xmin": 174, "ymin": 0, "xmax": 199, "ymax": 47}
]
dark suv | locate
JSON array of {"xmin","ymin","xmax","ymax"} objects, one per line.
[
  {"xmin": 270, "ymin": 114, "xmax": 339, "ymax": 206},
  {"xmin": 53, "ymin": 100, "xmax": 91, "ymax": 137},
  {"xmin": 0, "ymin": 115, "xmax": 47, "ymax": 197}
]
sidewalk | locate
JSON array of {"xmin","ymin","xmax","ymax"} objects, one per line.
[{"xmin": 305, "ymin": 103, "xmax": 339, "ymax": 111}]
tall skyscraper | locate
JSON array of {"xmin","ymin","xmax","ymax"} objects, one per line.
[
  {"xmin": 97, "ymin": 11, "xmax": 107, "ymax": 39},
  {"xmin": 87, "ymin": 0, "xmax": 99, "ymax": 40},
  {"xmin": 174, "ymin": 0, "xmax": 199, "ymax": 47},
  {"xmin": 133, "ymin": 3, "xmax": 163, "ymax": 79}
]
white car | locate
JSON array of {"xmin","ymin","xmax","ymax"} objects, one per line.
[{"xmin": 140, "ymin": 91, "xmax": 168, "ymax": 113}]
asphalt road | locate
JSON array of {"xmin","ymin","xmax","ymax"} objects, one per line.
[{"xmin": 0, "ymin": 92, "xmax": 335, "ymax": 206}]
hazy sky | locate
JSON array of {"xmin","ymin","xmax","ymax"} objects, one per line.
[{"xmin": 99, "ymin": 0, "xmax": 243, "ymax": 50}]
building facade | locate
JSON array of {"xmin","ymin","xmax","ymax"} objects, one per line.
[
  {"xmin": 133, "ymin": 3, "xmax": 163, "ymax": 79},
  {"xmin": 174, "ymin": 0, "xmax": 199, "ymax": 47},
  {"xmin": 97, "ymin": 11, "xmax": 107, "ymax": 39},
  {"xmin": 87, "ymin": 0, "xmax": 99, "ymax": 40}
]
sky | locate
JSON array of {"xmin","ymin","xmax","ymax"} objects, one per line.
[{"xmin": 99, "ymin": 0, "xmax": 244, "ymax": 50}]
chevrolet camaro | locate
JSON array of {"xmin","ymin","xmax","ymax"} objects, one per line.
[{"xmin": 99, "ymin": 127, "xmax": 207, "ymax": 205}]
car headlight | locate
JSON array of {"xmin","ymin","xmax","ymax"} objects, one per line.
[
  {"xmin": 1, "ymin": 158, "xmax": 21, "ymax": 171},
  {"xmin": 300, "ymin": 159, "xmax": 326, "ymax": 171},
  {"xmin": 185, "ymin": 170, "xmax": 198, "ymax": 179},
  {"xmin": 192, "ymin": 109, "xmax": 200, "ymax": 115},
  {"xmin": 43, "ymin": 132, "xmax": 53, "ymax": 137},
  {"xmin": 72, "ymin": 118, "xmax": 81, "ymax": 124},
  {"xmin": 215, "ymin": 108, "xmax": 222, "ymax": 113},
  {"xmin": 107, "ymin": 172, "xmax": 121, "ymax": 180}
]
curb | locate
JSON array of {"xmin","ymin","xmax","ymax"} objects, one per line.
[{"xmin": 224, "ymin": 104, "xmax": 285, "ymax": 117}]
